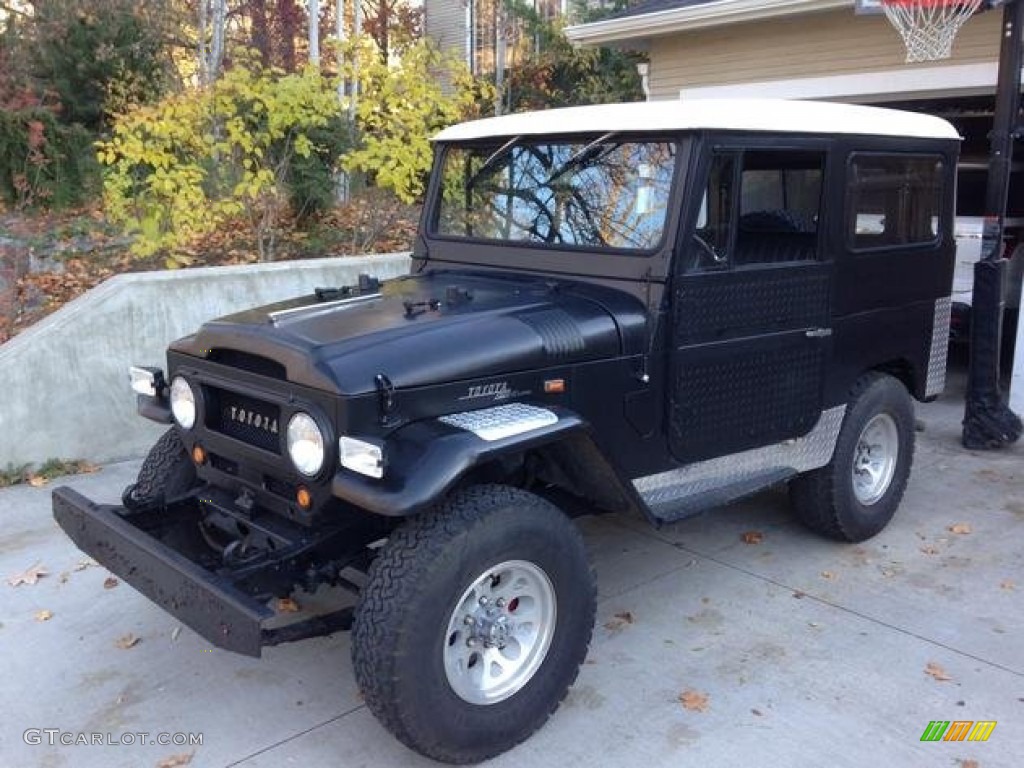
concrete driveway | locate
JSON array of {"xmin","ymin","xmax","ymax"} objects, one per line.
[{"xmin": 1, "ymin": 368, "xmax": 1022, "ymax": 768}]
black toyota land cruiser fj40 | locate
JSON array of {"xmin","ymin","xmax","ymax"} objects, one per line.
[{"xmin": 54, "ymin": 99, "xmax": 959, "ymax": 763}]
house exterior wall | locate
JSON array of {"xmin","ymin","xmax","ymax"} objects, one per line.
[
  {"xmin": 425, "ymin": 0, "xmax": 467, "ymax": 93},
  {"xmin": 646, "ymin": 8, "xmax": 1002, "ymax": 100},
  {"xmin": 425, "ymin": 0, "xmax": 468, "ymax": 62}
]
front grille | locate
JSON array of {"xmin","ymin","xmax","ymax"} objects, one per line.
[{"xmin": 206, "ymin": 388, "xmax": 282, "ymax": 453}]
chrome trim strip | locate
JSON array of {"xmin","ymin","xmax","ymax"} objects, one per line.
[{"xmin": 268, "ymin": 292, "xmax": 381, "ymax": 324}]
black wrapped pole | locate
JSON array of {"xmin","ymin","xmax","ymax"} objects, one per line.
[{"xmin": 963, "ymin": 0, "xmax": 1024, "ymax": 449}]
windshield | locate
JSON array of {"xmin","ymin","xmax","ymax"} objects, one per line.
[{"xmin": 433, "ymin": 138, "xmax": 678, "ymax": 252}]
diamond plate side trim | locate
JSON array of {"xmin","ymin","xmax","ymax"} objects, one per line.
[
  {"xmin": 633, "ymin": 405, "xmax": 847, "ymax": 503},
  {"xmin": 925, "ymin": 296, "xmax": 951, "ymax": 398},
  {"xmin": 439, "ymin": 403, "xmax": 558, "ymax": 442}
]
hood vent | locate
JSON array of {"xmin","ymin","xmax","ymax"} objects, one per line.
[
  {"xmin": 516, "ymin": 309, "xmax": 585, "ymax": 359},
  {"xmin": 207, "ymin": 349, "xmax": 286, "ymax": 380}
]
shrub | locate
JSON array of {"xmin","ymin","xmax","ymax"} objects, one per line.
[
  {"xmin": 99, "ymin": 64, "xmax": 344, "ymax": 263},
  {"xmin": 0, "ymin": 108, "xmax": 98, "ymax": 209}
]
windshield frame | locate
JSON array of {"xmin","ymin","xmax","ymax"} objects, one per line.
[{"xmin": 425, "ymin": 133, "xmax": 686, "ymax": 259}]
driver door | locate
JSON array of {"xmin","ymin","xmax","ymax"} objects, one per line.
[{"xmin": 668, "ymin": 145, "xmax": 833, "ymax": 464}]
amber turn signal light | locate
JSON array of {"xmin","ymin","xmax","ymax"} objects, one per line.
[
  {"xmin": 544, "ymin": 378, "xmax": 566, "ymax": 394},
  {"xmin": 191, "ymin": 444, "xmax": 207, "ymax": 465},
  {"xmin": 296, "ymin": 486, "xmax": 313, "ymax": 510}
]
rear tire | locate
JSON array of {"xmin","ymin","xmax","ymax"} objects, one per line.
[
  {"xmin": 352, "ymin": 484, "xmax": 596, "ymax": 764},
  {"xmin": 790, "ymin": 373, "xmax": 915, "ymax": 542},
  {"xmin": 123, "ymin": 428, "xmax": 197, "ymax": 510}
]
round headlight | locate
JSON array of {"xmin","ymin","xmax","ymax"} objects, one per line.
[
  {"xmin": 287, "ymin": 412, "xmax": 325, "ymax": 476},
  {"xmin": 169, "ymin": 377, "xmax": 196, "ymax": 430}
]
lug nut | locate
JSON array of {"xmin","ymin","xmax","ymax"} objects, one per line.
[
  {"xmin": 466, "ymin": 637, "xmax": 478, "ymax": 647},
  {"xmin": 478, "ymin": 596, "xmax": 489, "ymax": 606},
  {"xmin": 496, "ymin": 598, "xmax": 506, "ymax": 608},
  {"xmin": 464, "ymin": 616, "xmax": 475, "ymax": 626}
]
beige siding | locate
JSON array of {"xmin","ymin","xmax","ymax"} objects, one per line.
[
  {"xmin": 647, "ymin": 9, "xmax": 1002, "ymax": 100},
  {"xmin": 425, "ymin": 0, "xmax": 468, "ymax": 93},
  {"xmin": 425, "ymin": 0, "xmax": 468, "ymax": 60}
]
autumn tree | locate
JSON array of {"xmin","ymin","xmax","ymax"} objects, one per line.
[
  {"xmin": 498, "ymin": 0, "xmax": 644, "ymax": 113},
  {"xmin": 99, "ymin": 64, "xmax": 344, "ymax": 262},
  {"xmin": 21, "ymin": 0, "xmax": 177, "ymax": 130},
  {"xmin": 360, "ymin": 0, "xmax": 422, "ymax": 62}
]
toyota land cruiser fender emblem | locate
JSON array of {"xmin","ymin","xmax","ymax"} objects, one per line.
[{"xmin": 461, "ymin": 382, "xmax": 512, "ymax": 402}]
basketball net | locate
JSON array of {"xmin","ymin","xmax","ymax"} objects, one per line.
[{"xmin": 881, "ymin": 0, "xmax": 984, "ymax": 62}]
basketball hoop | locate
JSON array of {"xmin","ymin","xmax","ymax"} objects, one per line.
[{"xmin": 880, "ymin": 0, "xmax": 984, "ymax": 63}]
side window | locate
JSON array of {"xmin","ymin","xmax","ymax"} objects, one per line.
[
  {"xmin": 735, "ymin": 150, "xmax": 823, "ymax": 266},
  {"xmin": 692, "ymin": 149, "xmax": 824, "ymax": 270},
  {"xmin": 848, "ymin": 153, "xmax": 945, "ymax": 250}
]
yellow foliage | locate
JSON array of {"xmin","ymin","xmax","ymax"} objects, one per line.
[
  {"xmin": 338, "ymin": 38, "xmax": 496, "ymax": 204},
  {"xmin": 101, "ymin": 41, "xmax": 493, "ymax": 260}
]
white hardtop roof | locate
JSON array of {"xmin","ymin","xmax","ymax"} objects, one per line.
[{"xmin": 433, "ymin": 99, "xmax": 960, "ymax": 142}]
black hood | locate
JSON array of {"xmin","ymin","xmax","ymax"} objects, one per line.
[{"xmin": 171, "ymin": 271, "xmax": 640, "ymax": 395}]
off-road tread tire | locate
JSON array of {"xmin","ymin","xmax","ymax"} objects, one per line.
[
  {"xmin": 123, "ymin": 429, "xmax": 196, "ymax": 509},
  {"xmin": 790, "ymin": 372, "xmax": 915, "ymax": 542},
  {"xmin": 352, "ymin": 484, "xmax": 596, "ymax": 764}
]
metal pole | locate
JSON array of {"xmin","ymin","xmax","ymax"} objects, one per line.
[{"xmin": 963, "ymin": 0, "xmax": 1024, "ymax": 448}]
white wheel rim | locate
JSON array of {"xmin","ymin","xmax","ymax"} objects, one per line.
[
  {"xmin": 852, "ymin": 413, "xmax": 899, "ymax": 505},
  {"xmin": 443, "ymin": 559, "xmax": 556, "ymax": 706}
]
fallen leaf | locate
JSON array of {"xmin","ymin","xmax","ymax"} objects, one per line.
[
  {"xmin": 925, "ymin": 662, "xmax": 952, "ymax": 682},
  {"xmin": 115, "ymin": 633, "xmax": 141, "ymax": 650},
  {"xmin": 1000, "ymin": 580, "xmax": 1015, "ymax": 590},
  {"xmin": 79, "ymin": 462, "xmax": 100, "ymax": 474},
  {"xmin": 7, "ymin": 563, "xmax": 48, "ymax": 587},
  {"xmin": 741, "ymin": 531, "xmax": 764, "ymax": 544},
  {"xmin": 27, "ymin": 475, "xmax": 47, "ymax": 487},
  {"xmin": 920, "ymin": 545, "xmax": 939, "ymax": 555},
  {"xmin": 276, "ymin": 597, "xmax": 300, "ymax": 613},
  {"xmin": 603, "ymin": 611, "xmax": 634, "ymax": 631},
  {"xmin": 678, "ymin": 689, "xmax": 710, "ymax": 712},
  {"xmin": 751, "ymin": 708, "xmax": 763, "ymax": 717},
  {"xmin": 156, "ymin": 752, "xmax": 194, "ymax": 768},
  {"xmin": 820, "ymin": 571, "xmax": 836, "ymax": 581},
  {"xmin": 957, "ymin": 760, "xmax": 979, "ymax": 768},
  {"xmin": 792, "ymin": 590, "xmax": 806, "ymax": 599},
  {"xmin": 35, "ymin": 609, "xmax": 53, "ymax": 621},
  {"xmin": 73, "ymin": 558, "xmax": 98, "ymax": 572},
  {"xmin": 948, "ymin": 523, "xmax": 972, "ymax": 535},
  {"xmin": 103, "ymin": 577, "xmax": 119, "ymax": 590}
]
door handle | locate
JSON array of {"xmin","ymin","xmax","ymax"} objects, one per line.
[{"xmin": 805, "ymin": 328, "xmax": 832, "ymax": 338}]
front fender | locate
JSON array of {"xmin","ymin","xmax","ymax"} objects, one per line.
[{"xmin": 330, "ymin": 405, "xmax": 645, "ymax": 519}]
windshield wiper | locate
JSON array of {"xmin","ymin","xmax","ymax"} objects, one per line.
[
  {"xmin": 545, "ymin": 132, "xmax": 619, "ymax": 185},
  {"xmin": 467, "ymin": 135, "xmax": 523, "ymax": 188}
]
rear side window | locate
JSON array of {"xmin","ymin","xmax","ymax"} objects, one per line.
[{"xmin": 848, "ymin": 154, "xmax": 945, "ymax": 250}]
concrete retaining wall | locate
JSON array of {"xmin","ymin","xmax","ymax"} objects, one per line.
[{"xmin": 0, "ymin": 253, "xmax": 411, "ymax": 468}]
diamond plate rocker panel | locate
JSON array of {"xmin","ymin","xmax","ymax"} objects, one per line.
[
  {"xmin": 634, "ymin": 405, "xmax": 847, "ymax": 507},
  {"xmin": 925, "ymin": 296, "xmax": 951, "ymax": 398}
]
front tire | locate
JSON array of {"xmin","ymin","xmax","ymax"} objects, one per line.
[
  {"xmin": 352, "ymin": 485, "xmax": 596, "ymax": 764},
  {"xmin": 790, "ymin": 373, "xmax": 915, "ymax": 542},
  {"xmin": 123, "ymin": 428, "xmax": 197, "ymax": 510}
]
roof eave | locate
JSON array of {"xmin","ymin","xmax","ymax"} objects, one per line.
[{"xmin": 565, "ymin": 0, "xmax": 854, "ymax": 47}]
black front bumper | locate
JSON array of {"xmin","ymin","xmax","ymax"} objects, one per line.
[{"xmin": 53, "ymin": 487, "xmax": 274, "ymax": 656}]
